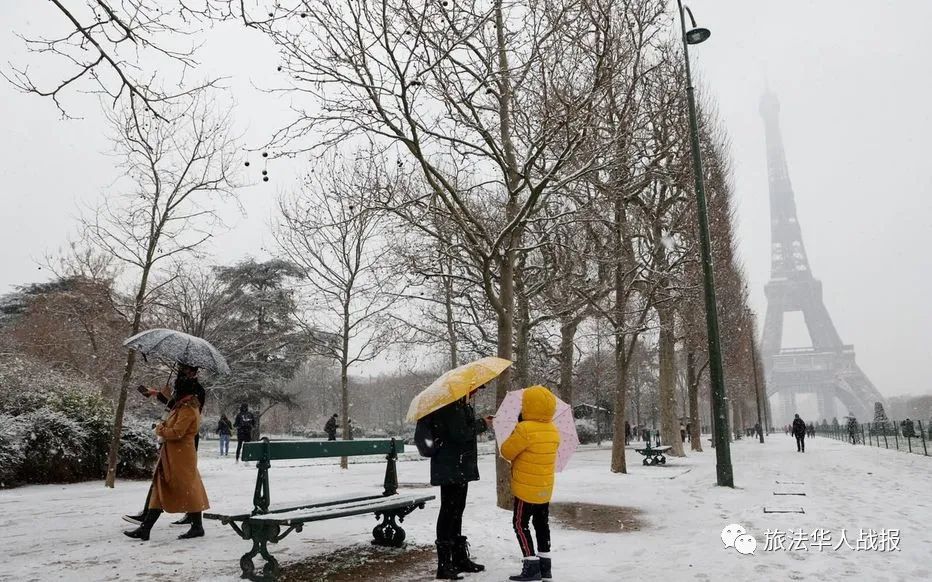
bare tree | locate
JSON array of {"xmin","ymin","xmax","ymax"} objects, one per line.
[
  {"xmin": 86, "ymin": 92, "xmax": 239, "ymax": 487},
  {"xmin": 229, "ymin": 0, "xmax": 612, "ymax": 506},
  {"xmin": 277, "ymin": 156, "xmax": 400, "ymax": 468},
  {"xmin": 5, "ymin": 1, "xmax": 221, "ymax": 117}
]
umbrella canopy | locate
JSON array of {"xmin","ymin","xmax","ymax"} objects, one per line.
[
  {"xmin": 123, "ymin": 328, "xmax": 231, "ymax": 375},
  {"xmin": 405, "ymin": 356, "xmax": 512, "ymax": 423},
  {"xmin": 493, "ymin": 388, "xmax": 580, "ymax": 472}
]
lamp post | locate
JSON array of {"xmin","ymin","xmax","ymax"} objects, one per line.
[{"xmin": 676, "ymin": 0, "xmax": 734, "ymax": 486}]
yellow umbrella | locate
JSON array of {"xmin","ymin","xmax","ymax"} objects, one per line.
[{"xmin": 405, "ymin": 356, "xmax": 512, "ymax": 422}]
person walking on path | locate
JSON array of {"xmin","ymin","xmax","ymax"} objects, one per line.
[
  {"xmin": 792, "ymin": 414, "xmax": 807, "ymax": 452},
  {"xmin": 123, "ymin": 364, "xmax": 205, "ymax": 527},
  {"xmin": 124, "ymin": 377, "xmax": 210, "ymax": 541},
  {"xmin": 217, "ymin": 414, "xmax": 232, "ymax": 456},
  {"xmin": 500, "ymin": 386, "xmax": 560, "ymax": 582},
  {"xmin": 416, "ymin": 386, "xmax": 492, "ymax": 580},
  {"xmin": 624, "ymin": 421, "xmax": 631, "ymax": 445},
  {"xmin": 234, "ymin": 403, "xmax": 257, "ymax": 462},
  {"xmin": 847, "ymin": 416, "xmax": 859, "ymax": 444},
  {"xmin": 324, "ymin": 413, "xmax": 339, "ymax": 441}
]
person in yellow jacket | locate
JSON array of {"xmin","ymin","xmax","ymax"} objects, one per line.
[{"xmin": 500, "ymin": 386, "xmax": 560, "ymax": 582}]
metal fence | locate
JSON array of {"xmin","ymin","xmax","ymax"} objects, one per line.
[{"xmin": 813, "ymin": 420, "xmax": 929, "ymax": 456}]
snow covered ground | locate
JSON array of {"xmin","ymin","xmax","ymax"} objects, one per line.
[{"xmin": 1, "ymin": 434, "xmax": 929, "ymax": 582}]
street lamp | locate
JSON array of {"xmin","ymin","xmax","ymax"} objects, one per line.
[{"xmin": 676, "ymin": 0, "xmax": 734, "ymax": 487}]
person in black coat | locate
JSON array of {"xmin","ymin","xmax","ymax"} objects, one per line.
[
  {"xmin": 418, "ymin": 388, "xmax": 493, "ymax": 579},
  {"xmin": 324, "ymin": 413, "xmax": 339, "ymax": 441},
  {"xmin": 792, "ymin": 414, "xmax": 807, "ymax": 452},
  {"xmin": 234, "ymin": 403, "xmax": 257, "ymax": 462}
]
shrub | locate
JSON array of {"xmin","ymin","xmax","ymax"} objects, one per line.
[
  {"xmin": 0, "ymin": 415, "xmax": 27, "ymax": 488},
  {"xmin": 0, "ymin": 353, "xmax": 157, "ymax": 486},
  {"xmin": 575, "ymin": 418, "xmax": 598, "ymax": 445},
  {"xmin": 18, "ymin": 407, "xmax": 90, "ymax": 483}
]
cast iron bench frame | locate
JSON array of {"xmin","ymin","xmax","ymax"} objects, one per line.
[
  {"xmin": 634, "ymin": 443, "xmax": 672, "ymax": 465},
  {"xmin": 205, "ymin": 437, "xmax": 434, "ymax": 580}
]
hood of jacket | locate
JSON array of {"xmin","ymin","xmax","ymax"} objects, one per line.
[{"xmin": 522, "ymin": 385, "xmax": 557, "ymax": 422}]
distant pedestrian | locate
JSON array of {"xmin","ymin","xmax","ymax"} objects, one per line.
[
  {"xmin": 234, "ymin": 403, "xmax": 257, "ymax": 462},
  {"xmin": 680, "ymin": 423, "xmax": 687, "ymax": 443},
  {"xmin": 217, "ymin": 414, "xmax": 232, "ymax": 457},
  {"xmin": 325, "ymin": 413, "xmax": 339, "ymax": 441},
  {"xmin": 792, "ymin": 414, "xmax": 806, "ymax": 452},
  {"xmin": 754, "ymin": 422, "xmax": 762, "ymax": 439},
  {"xmin": 624, "ymin": 421, "xmax": 631, "ymax": 445},
  {"xmin": 346, "ymin": 418, "xmax": 354, "ymax": 440},
  {"xmin": 901, "ymin": 418, "xmax": 915, "ymax": 439},
  {"xmin": 686, "ymin": 422, "xmax": 692, "ymax": 442},
  {"xmin": 846, "ymin": 416, "xmax": 859, "ymax": 444}
]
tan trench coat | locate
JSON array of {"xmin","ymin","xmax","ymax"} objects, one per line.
[{"xmin": 148, "ymin": 395, "xmax": 210, "ymax": 513}]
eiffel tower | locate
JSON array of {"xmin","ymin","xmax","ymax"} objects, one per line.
[{"xmin": 759, "ymin": 92, "xmax": 884, "ymax": 424}]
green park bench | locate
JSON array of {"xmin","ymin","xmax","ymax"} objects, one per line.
[
  {"xmin": 634, "ymin": 442, "xmax": 672, "ymax": 465},
  {"xmin": 205, "ymin": 438, "xmax": 435, "ymax": 580}
]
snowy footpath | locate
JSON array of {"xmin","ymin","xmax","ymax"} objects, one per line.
[{"xmin": 1, "ymin": 435, "xmax": 929, "ymax": 582}]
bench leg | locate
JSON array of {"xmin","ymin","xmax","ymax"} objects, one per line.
[
  {"xmin": 372, "ymin": 506, "xmax": 419, "ymax": 548},
  {"xmin": 240, "ymin": 522, "xmax": 282, "ymax": 581}
]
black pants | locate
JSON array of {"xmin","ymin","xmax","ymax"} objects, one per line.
[
  {"xmin": 236, "ymin": 437, "xmax": 252, "ymax": 461},
  {"xmin": 795, "ymin": 434, "xmax": 805, "ymax": 452},
  {"xmin": 513, "ymin": 498, "xmax": 550, "ymax": 557},
  {"xmin": 327, "ymin": 433, "xmax": 336, "ymax": 441},
  {"xmin": 436, "ymin": 483, "xmax": 469, "ymax": 542}
]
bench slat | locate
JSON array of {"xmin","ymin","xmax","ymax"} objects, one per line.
[
  {"xmin": 248, "ymin": 493, "xmax": 435, "ymax": 526},
  {"xmin": 241, "ymin": 438, "xmax": 405, "ymax": 461},
  {"xmin": 204, "ymin": 492, "xmax": 384, "ymax": 522}
]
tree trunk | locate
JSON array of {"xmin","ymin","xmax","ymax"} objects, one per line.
[
  {"xmin": 104, "ymin": 270, "xmax": 150, "ymax": 488},
  {"xmin": 658, "ymin": 307, "xmax": 684, "ymax": 456},
  {"xmin": 558, "ymin": 318, "xmax": 580, "ymax": 405},
  {"xmin": 495, "ymin": 258, "xmax": 515, "ymax": 509},
  {"xmin": 610, "ymin": 342, "xmax": 629, "ymax": 473},
  {"xmin": 443, "ymin": 263, "xmax": 458, "ymax": 369},
  {"xmin": 687, "ymin": 351, "xmax": 703, "ymax": 451},
  {"xmin": 340, "ymin": 307, "xmax": 351, "ymax": 469},
  {"xmin": 513, "ymin": 261, "xmax": 530, "ymax": 390}
]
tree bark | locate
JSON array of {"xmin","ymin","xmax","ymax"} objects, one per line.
[
  {"xmin": 104, "ymin": 267, "xmax": 150, "ymax": 488},
  {"xmin": 558, "ymin": 318, "xmax": 580, "ymax": 405},
  {"xmin": 658, "ymin": 307, "xmax": 684, "ymax": 456},
  {"xmin": 687, "ymin": 351, "xmax": 703, "ymax": 451},
  {"xmin": 610, "ymin": 342, "xmax": 629, "ymax": 473}
]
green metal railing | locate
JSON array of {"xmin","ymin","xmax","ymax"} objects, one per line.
[{"xmin": 814, "ymin": 420, "xmax": 929, "ymax": 456}]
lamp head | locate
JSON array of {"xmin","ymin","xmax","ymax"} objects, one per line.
[{"xmin": 686, "ymin": 27, "xmax": 711, "ymax": 45}]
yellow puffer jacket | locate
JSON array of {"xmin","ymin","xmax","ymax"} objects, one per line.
[{"xmin": 500, "ymin": 385, "xmax": 561, "ymax": 504}]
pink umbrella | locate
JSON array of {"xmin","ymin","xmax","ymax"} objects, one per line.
[{"xmin": 493, "ymin": 388, "xmax": 580, "ymax": 472}]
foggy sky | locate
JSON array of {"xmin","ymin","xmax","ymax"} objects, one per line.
[{"xmin": 1, "ymin": 1, "xmax": 929, "ymax": 397}]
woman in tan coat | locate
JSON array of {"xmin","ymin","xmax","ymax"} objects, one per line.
[{"xmin": 124, "ymin": 371, "xmax": 210, "ymax": 541}]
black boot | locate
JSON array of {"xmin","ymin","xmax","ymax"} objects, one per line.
[
  {"xmin": 172, "ymin": 513, "xmax": 193, "ymax": 526},
  {"xmin": 178, "ymin": 512, "xmax": 204, "ymax": 539},
  {"xmin": 452, "ymin": 536, "xmax": 485, "ymax": 573},
  {"xmin": 435, "ymin": 540, "xmax": 463, "ymax": 580},
  {"xmin": 509, "ymin": 557, "xmax": 542, "ymax": 582},
  {"xmin": 538, "ymin": 554, "xmax": 552, "ymax": 581},
  {"xmin": 124, "ymin": 509, "xmax": 161, "ymax": 541},
  {"xmin": 122, "ymin": 510, "xmax": 146, "ymax": 525}
]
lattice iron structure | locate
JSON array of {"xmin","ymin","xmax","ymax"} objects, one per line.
[{"xmin": 759, "ymin": 93, "xmax": 884, "ymax": 424}]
